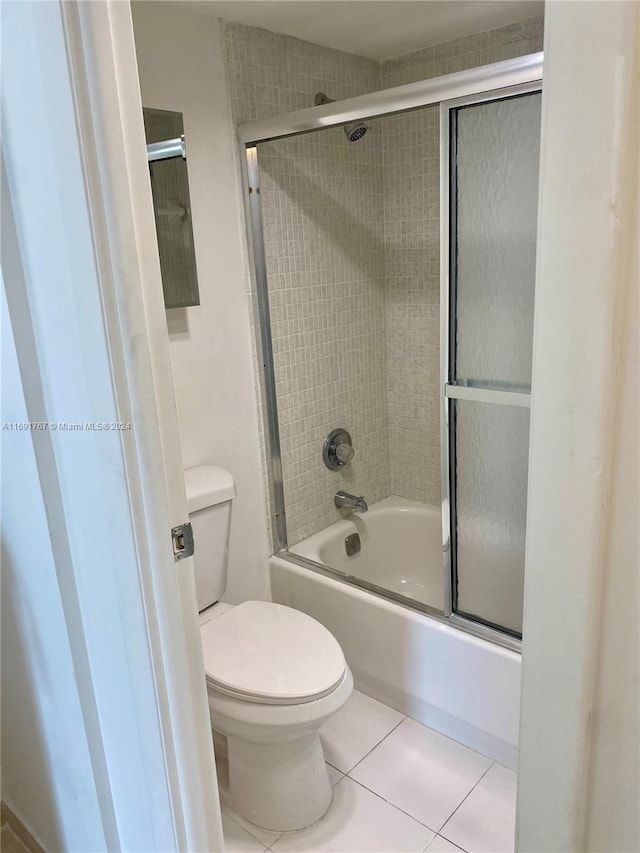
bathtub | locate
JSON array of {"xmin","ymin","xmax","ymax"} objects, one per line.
[
  {"xmin": 291, "ymin": 496, "xmax": 443, "ymax": 608},
  {"xmin": 270, "ymin": 496, "xmax": 521, "ymax": 769}
]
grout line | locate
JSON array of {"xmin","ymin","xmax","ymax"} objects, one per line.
[
  {"xmin": 237, "ymin": 711, "xmax": 508, "ymax": 852},
  {"xmin": 420, "ymin": 836, "xmax": 439, "ymax": 853},
  {"xmin": 437, "ymin": 760, "xmax": 495, "ymax": 836},
  {"xmin": 422, "ymin": 834, "xmax": 469, "ymax": 853},
  {"xmin": 342, "ymin": 713, "xmax": 406, "ymax": 775},
  {"xmin": 436, "ymin": 835, "xmax": 470, "ymax": 853},
  {"xmin": 345, "ymin": 776, "xmax": 439, "ymax": 836},
  {"xmin": 223, "ymin": 804, "xmax": 284, "ymax": 851},
  {"xmin": 342, "ymin": 714, "xmax": 495, "ymax": 844},
  {"xmin": 266, "ymin": 831, "xmax": 284, "ymax": 851}
]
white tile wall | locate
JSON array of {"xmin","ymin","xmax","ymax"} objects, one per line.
[
  {"xmin": 221, "ymin": 17, "xmax": 543, "ymax": 545},
  {"xmin": 259, "ymin": 130, "xmax": 389, "ymax": 543},
  {"xmin": 380, "ymin": 106, "xmax": 441, "ymax": 503}
]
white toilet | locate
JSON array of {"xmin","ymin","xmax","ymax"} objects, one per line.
[{"xmin": 185, "ymin": 465, "xmax": 353, "ymax": 832}]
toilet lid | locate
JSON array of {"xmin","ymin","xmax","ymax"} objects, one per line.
[{"xmin": 200, "ymin": 601, "xmax": 346, "ymax": 705}]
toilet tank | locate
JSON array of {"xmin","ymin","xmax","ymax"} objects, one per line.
[{"xmin": 184, "ymin": 465, "xmax": 236, "ymax": 612}]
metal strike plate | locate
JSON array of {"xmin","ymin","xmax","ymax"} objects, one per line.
[
  {"xmin": 345, "ymin": 532, "xmax": 361, "ymax": 557},
  {"xmin": 172, "ymin": 522, "xmax": 194, "ymax": 561}
]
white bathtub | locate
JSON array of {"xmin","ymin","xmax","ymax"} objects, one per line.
[
  {"xmin": 291, "ymin": 496, "xmax": 443, "ymax": 608},
  {"xmin": 270, "ymin": 497, "xmax": 521, "ymax": 768}
]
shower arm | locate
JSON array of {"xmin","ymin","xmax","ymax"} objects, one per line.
[{"xmin": 146, "ymin": 135, "xmax": 186, "ymax": 163}]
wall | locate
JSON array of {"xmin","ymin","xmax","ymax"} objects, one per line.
[
  {"xmin": 380, "ymin": 106, "xmax": 441, "ymax": 503},
  {"xmin": 131, "ymin": 2, "xmax": 270, "ymax": 602},
  {"xmin": 221, "ymin": 17, "xmax": 543, "ymax": 541}
]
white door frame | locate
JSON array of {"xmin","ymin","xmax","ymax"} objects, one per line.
[
  {"xmin": 518, "ymin": 1, "xmax": 639, "ymax": 850},
  {"xmin": 2, "ymin": 1, "xmax": 223, "ymax": 849}
]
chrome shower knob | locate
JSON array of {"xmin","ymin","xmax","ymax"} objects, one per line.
[
  {"xmin": 335, "ymin": 443, "xmax": 355, "ymax": 464},
  {"xmin": 323, "ymin": 428, "xmax": 355, "ymax": 470}
]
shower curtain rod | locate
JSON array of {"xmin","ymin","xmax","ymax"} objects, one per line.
[{"xmin": 146, "ymin": 134, "xmax": 186, "ymax": 163}]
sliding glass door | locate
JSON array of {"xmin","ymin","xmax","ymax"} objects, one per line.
[{"xmin": 442, "ymin": 88, "xmax": 542, "ymax": 638}]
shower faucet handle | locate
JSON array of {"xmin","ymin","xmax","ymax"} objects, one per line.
[
  {"xmin": 323, "ymin": 428, "xmax": 355, "ymax": 470},
  {"xmin": 336, "ymin": 443, "xmax": 355, "ymax": 464}
]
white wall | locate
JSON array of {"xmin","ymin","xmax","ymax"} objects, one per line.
[
  {"xmin": 1, "ymin": 287, "xmax": 106, "ymax": 853},
  {"xmin": 517, "ymin": 1, "xmax": 639, "ymax": 850},
  {"xmin": 131, "ymin": 1, "xmax": 270, "ymax": 603}
]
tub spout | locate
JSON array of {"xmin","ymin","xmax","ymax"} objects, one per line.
[{"xmin": 334, "ymin": 490, "xmax": 368, "ymax": 513}]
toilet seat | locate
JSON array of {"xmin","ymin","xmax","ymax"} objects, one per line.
[{"xmin": 201, "ymin": 600, "xmax": 346, "ymax": 706}]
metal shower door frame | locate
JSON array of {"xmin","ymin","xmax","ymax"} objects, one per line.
[{"xmin": 239, "ymin": 54, "xmax": 543, "ymax": 651}]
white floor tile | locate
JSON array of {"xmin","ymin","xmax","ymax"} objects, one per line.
[
  {"xmin": 221, "ymin": 803, "xmax": 282, "ymax": 849},
  {"xmin": 221, "ymin": 810, "xmax": 269, "ymax": 852},
  {"xmin": 440, "ymin": 763, "xmax": 517, "ymax": 853},
  {"xmin": 320, "ymin": 689, "xmax": 404, "ymax": 773},
  {"xmin": 350, "ymin": 718, "xmax": 492, "ymax": 831},
  {"xmin": 271, "ymin": 777, "xmax": 434, "ymax": 853},
  {"xmin": 425, "ymin": 835, "xmax": 467, "ymax": 852}
]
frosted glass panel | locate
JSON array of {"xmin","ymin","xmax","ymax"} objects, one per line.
[
  {"xmin": 454, "ymin": 400, "xmax": 529, "ymax": 635},
  {"xmin": 455, "ymin": 93, "xmax": 541, "ymax": 388}
]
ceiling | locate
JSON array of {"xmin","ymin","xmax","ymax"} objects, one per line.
[{"xmin": 175, "ymin": 0, "xmax": 543, "ymax": 60}]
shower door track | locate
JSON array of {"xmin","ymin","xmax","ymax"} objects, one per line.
[
  {"xmin": 238, "ymin": 53, "xmax": 542, "ymax": 144},
  {"xmin": 239, "ymin": 53, "xmax": 543, "ymax": 653}
]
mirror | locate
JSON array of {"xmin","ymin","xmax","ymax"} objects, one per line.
[{"xmin": 143, "ymin": 107, "xmax": 200, "ymax": 309}]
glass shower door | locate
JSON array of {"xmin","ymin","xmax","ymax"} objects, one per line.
[{"xmin": 443, "ymin": 89, "xmax": 542, "ymax": 638}]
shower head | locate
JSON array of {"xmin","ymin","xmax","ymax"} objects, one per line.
[
  {"xmin": 343, "ymin": 121, "xmax": 368, "ymax": 142},
  {"xmin": 314, "ymin": 92, "xmax": 369, "ymax": 143}
]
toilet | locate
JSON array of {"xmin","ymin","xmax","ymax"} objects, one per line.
[{"xmin": 185, "ymin": 465, "xmax": 353, "ymax": 832}]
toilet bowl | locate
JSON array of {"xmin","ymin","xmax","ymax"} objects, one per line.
[
  {"xmin": 185, "ymin": 466, "xmax": 353, "ymax": 832},
  {"xmin": 201, "ymin": 600, "xmax": 353, "ymax": 831}
]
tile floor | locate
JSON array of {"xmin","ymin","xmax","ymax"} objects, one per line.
[
  {"xmin": 221, "ymin": 690, "xmax": 517, "ymax": 853},
  {"xmin": 0, "ymin": 824, "xmax": 31, "ymax": 853}
]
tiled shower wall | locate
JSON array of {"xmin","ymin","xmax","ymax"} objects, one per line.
[
  {"xmin": 381, "ymin": 107, "xmax": 441, "ymax": 503},
  {"xmin": 259, "ymin": 131, "xmax": 388, "ymax": 543},
  {"xmin": 221, "ymin": 17, "xmax": 543, "ymax": 545}
]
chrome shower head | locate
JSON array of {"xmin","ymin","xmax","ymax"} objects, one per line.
[
  {"xmin": 314, "ymin": 92, "xmax": 369, "ymax": 143},
  {"xmin": 343, "ymin": 121, "xmax": 368, "ymax": 142}
]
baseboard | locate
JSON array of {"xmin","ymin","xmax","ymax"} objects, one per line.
[{"xmin": 1, "ymin": 803, "xmax": 46, "ymax": 853}]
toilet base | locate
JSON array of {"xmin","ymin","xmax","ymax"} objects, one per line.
[{"xmin": 223, "ymin": 730, "xmax": 333, "ymax": 832}]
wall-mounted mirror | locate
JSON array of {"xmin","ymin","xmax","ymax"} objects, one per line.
[{"xmin": 143, "ymin": 107, "xmax": 200, "ymax": 309}]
